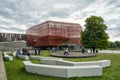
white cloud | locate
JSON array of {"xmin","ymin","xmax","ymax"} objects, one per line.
[
  {"xmin": 0, "ymin": 0, "xmax": 120, "ymax": 41},
  {"xmin": 4, "ymin": 8, "xmax": 14, "ymax": 14},
  {"xmin": 67, "ymin": 0, "xmax": 120, "ymax": 41},
  {"xmin": 53, "ymin": 3, "xmax": 74, "ymax": 9}
]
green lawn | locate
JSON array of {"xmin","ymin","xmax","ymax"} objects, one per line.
[{"xmin": 4, "ymin": 51, "xmax": 120, "ymax": 80}]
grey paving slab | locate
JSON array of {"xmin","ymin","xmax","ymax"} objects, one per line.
[{"xmin": 0, "ymin": 52, "xmax": 7, "ymax": 80}]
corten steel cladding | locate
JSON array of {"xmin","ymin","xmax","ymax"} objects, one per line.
[{"xmin": 26, "ymin": 21, "xmax": 82, "ymax": 47}]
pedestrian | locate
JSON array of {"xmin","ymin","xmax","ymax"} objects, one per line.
[
  {"xmin": 22, "ymin": 48, "xmax": 27, "ymax": 55},
  {"xmin": 64, "ymin": 48, "xmax": 69, "ymax": 55},
  {"xmin": 96, "ymin": 50, "xmax": 98, "ymax": 53},
  {"xmin": 81, "ymin": 46, "xmax": 85, "ymax": 53},
  {"xmin": 34, "ymin": 48, "xmax": 38, "ymax": 55},
  {"xmin": 25, "ymin": 50, "xmax": 31, "ymax": 56},
  {"xmin": 38, "ymin": 48, "xmax": 41, "ymax": 55},
  {"xmin": 16, "ymin": 49, "xmax": 21, "ymax": 57}
]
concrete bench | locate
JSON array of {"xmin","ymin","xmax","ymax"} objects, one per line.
[
  {"xmin": 30, "ymin": 56, "xmax": 42, "ymax": 60},
  {"xmin": 41, "ymin": 58, "xmax": 63, "ymax": 65},
  {"xmin": 29, "ymin": 51, "xmax": 34, "ymax": 55},
  {"xmin": 41, "ymin": 59, "xmax": 110, "ymax": 68},
  {"xmin": 23, "ymin": 61, "xmax": 102, "ymax": 78},
  {"xmin": 12, "ymin": 51, "xmax": 17, "ymax": 57},
  {"xmin": 17, "ymin": 55, "xmax": 29, "ymax": 60},
  {"xmin": 74, "ymin": 60, "xmax": 111, "ymax": 68},
  {"xmin": 3, "ymin": 52, "xmax": 13, "ymax": 61},
  {"xmin": 30, "ymin": 56, "xmax": 63, "ymax": 61}
]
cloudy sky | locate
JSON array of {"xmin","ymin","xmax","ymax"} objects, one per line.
[{"xmin": 0, "ymin": 0, "xmax": 120, "ymax": 41}]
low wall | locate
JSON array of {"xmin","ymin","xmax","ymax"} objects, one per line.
[
  {"xmin": 99, "ymin": 50, "xmax": 120, "ymax": 54},
  {"xmin": 30, "ymin": 56, "xmax": 63, "ymax": 61},
  {"xmin": 0, "ymin": 41, "xmax": 26, "ymax": 51},
  {"xmin": 23, "ymin": 61, "xmax": 102, "ymax": 78},
  {"xmin": 41, "ymin": 59, "xmax": 111, "ymax": 68}
]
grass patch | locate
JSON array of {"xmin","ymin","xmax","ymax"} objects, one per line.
[{"xmin": 4, "ymin": 51, "xmax": 120, "ymax": 80}]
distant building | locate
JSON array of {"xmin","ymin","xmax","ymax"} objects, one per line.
[
  {"xmin": 0, "ymin": 33, "xmax": 26, "ymax": 42},
  {"xmin": 26, "ymin": 21, "xmax": 82, "ymax": 49},
  {"xmin": 0, "ymin": 33, "xmax": 26, "ymax": 50}
]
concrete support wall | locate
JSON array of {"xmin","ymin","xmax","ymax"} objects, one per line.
[{"xmin": 0, "ymin": 41, "xmax": 26, "ymax": 51}]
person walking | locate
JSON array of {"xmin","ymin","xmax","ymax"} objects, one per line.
[{"xmin": 64, "ymin": 48, "xmax": 69, "ymax": 55}]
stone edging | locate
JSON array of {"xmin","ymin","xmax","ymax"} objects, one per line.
[{"xmin": 0, "ymin": 52, "xmax": 7, "ymax": 80}]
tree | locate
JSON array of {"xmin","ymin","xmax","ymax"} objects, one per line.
[
  {"xmin": 109, "ymin": 41, "xmax": 117, "ymax": 48},
  {"xmin": 115, "ymin": 41, "xmax": 120, "ymax": 48},
  {"xmin": 81, "ymin": 15, "xmax": 109, "ymax": 53}
]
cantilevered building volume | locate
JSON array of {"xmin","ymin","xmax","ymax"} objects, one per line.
[{"xmin": 26, "ymin": 21, "xmax": 82, "ymax": 49}]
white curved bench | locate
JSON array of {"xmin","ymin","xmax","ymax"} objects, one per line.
[
  {"xmin": 12, "ymin": 51, "xmax": 29, "ymax": 60},
  {"xmin": 23, "ymin": 61, "xmax": 102, "ymax": 78},
  {"xmin": 30, "ymin": 56, "xmax": 63, "ymax": 61},
  {"xmin": 17, "ymin": 55, "xmax": 29, "ymax": 60},
  {"xmin": 12, "ymin": 51, "xmax": 17, "ymax": 57},
  {"xmin": 3, "ymin": 52, "xmax": 13, "ymax": 61},
  {"xmin": 41, "ymin": 59, "xmax": 110, "ymax": 68}
]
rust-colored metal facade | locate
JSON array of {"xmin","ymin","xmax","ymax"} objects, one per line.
[{"xmin": 26, "ymin": 21, "xmax": 82, "ymax": 47}]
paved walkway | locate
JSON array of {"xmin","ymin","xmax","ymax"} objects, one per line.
[
  {"xmin": 0, "ymin": 51, "xmax": 7, "ymax": 80},
  {"xmin": 50, "ymin": 51, "xmax": 97, "ymax": 58},
  {"xmin": 99, "ymin": 50, "xmax": 120, "ymax": 54}
]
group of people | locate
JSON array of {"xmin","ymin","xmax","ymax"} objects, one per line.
[
  {"xmin": 34, "ymin": 48, "xmax": 41, "ymax": 55},
  {"xmin": 16, "ymin": 48, "xmax": 31, "ymax": 57},
  {"xmin": 16, "ymin": 47, "xmax": 42, "ymax": 57},
  {"xmin": 22, "ymin": 48, "xmax": 31, "ymax": 56},
  {"xmin": 81, "ymin": 46, "xmax": 99, "ymax": 53}
]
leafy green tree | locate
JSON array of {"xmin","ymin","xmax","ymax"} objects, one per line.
[
  {"xmin": 115, "ymin": 41, "xmax": 120, "ymax": 48},
  {"xmin": 109, "ymin": 41, "xmax": 117, "ymax": 48},
  {"xmin": 81, "ymin": 15, "xmax": 109, "ymax": 53}
]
